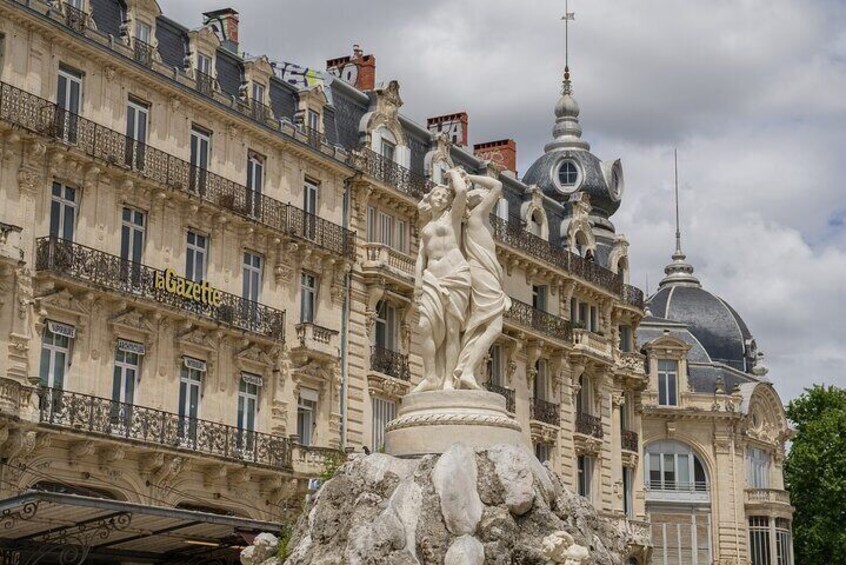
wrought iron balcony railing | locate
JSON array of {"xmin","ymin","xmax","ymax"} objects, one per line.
[
  {"xmin": 349, "ymin": 147, "xmax": 434, "ymax": 201},
  {"xmin": 62, "ymin": 3, "xmax": 88, "ymax": 34},
  {"xmin": 622, "ymin": 429, "xmax": 639, "ymax": 452},
  {"xmin": 647, "ymin": 480, "xmax": 709, "ymax": 493},
  {"xmin": 504, "ymin": 298, "xmax": 572, "ymax": 343},
  {"xmin": 296, "ymin": 125, "xmax": 327, "ymax": 152},
  {"xmin": 195, "ymin": 70, "xmax": 217, "ymax": 97},
  {"xmin": 575, "ymin": 412, "xmax": 603, "ymax": 438},
  {"xmin": 0, "ymin": 82, "xmax": 354, "ymax": 257},
  {"xmin": 239, "ymin": 98, "xmax": 274, "ymax": 123},
  {"xmin": 530, "ymin": 398, "xmax": 560, "ymax": 427},
  {"xmin": 132, "ymin": 38, "xmax": 155, "ymax": 68},
  {"xmin": 35, "ymin": 237, "xmax": 286, "ymax": 342},
  {"xmin": 484, "ymin": 382, "xmax": 516, "ymax": 413},
  {"xmin": 38, "ymin": 387, "xmax": 293, "ymax": 469},
  {"xmin": 622, "ymin": 284, "xmax": 645, "ymax": 310},
  {"xmin": 489, "ymin": 214, "xmax": 638, "ymax": 299},
  {"xmin": 370, "ymin": 345, "xmax": 410, "ymax": 381}
]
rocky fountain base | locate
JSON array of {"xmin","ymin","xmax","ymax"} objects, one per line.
[{"xmin": 242, "ymin": 441, "xmax": 644, "ymax": 564}]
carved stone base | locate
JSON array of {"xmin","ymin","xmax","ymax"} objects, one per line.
[{"xmin": 385, "ymin": 390, "xmax": 526, "ymax": 457}]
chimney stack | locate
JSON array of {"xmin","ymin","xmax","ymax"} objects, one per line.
[
  {"xmin": 202, "ymin": 8, "xmax": 240, "ymax": 53},
  {"xmin": 474, "ymin": 139, "xmax": 517, "ymax": 175},
  {"xmin": 327, "ymin": 44, "xmax": 377, "ymax": 91},
  {"xmin": 427, "ymin": 112, "xmax": 469, "ymax": 147}
]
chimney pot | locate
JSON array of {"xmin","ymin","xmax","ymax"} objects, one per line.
[
  {"xmin": 473, "ymin": 139, "xmax": 517, "ymax": 175},
  {"xmin": 327, "ymin": 44, "xmax": 376, "ymax": 91},
  {"xmin": 427, "ymin": 112, "xmax": 469, "ymax": 147}
]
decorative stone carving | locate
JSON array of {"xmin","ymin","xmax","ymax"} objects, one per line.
[{"xmin": 540, "ymin": 530, "xmax": 591, "ymax": 564}]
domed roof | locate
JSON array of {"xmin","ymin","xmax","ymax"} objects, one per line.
[
  {"xmin": 646, "ymin": 248, "xmax": 757, "ymax": 373},
  {"xmin": 522, "ymin": 73, "xmax": 622, "ymax": 217}
]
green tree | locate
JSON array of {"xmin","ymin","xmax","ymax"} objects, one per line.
[{"xmin": 784, "ymin": 385, "xmax": 846, "ymax": 563}]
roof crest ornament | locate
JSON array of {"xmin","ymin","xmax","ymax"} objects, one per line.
[{"xmin": 659, "ymin": 149, "xmax": 701, "ymax": 288}]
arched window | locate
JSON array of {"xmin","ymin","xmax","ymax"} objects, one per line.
[
  {"xmin": 376, "ymin": 128, "xmax": 397, "ymax": 162},
  {"xmin": 645, "ymin": 440, "xmax": 708, "ymax": 493}
]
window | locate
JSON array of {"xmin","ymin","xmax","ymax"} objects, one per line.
[
  {"xmin": 50, "ymin": 183, "xmax": 77, "ymax": 241},
  {"xmin": 135, "ymin": 21, "xmax": 151, "ymax": 43},
  {"xmin": 620, "ymin": 391, "xmax": 632, "ymax": 432},
  {"xmin": 40, "ymin": 323, "xmax": 74, "ymax": 388},
  {"xmin": 185, "ymin": 230, "xmax": 208, "ymax": 282},
  {"xmin": 242, "ymin": 251, "xmax": 262, "ymax": 303},
  {"xmin": 300, "ymin": 272, "xmax": 318, "ymax": 323},
  {"xmin": 577, "ymin": 455, "xmax": 593, "ymax": 498},
  {"xmin": 297, "ymin": 388, "xmax": 318, "ymax": 446},
  {"xmin": 112, "ymin": 343, "xmax": 140, "ymax": 431},
  {"xmin": 381, "ymin": 138, "xmax": 396, "ymax": 162},
  {"xmin": 56, "ymin": 66, "xmax": 82, "ymax": 142},
  {"xmin": 303, "ymin": 178, "xmax": 319, "ymax": 240},
  {"xmin": 623, "ymin": 466, "xmax": 634, "ymax": 518},
  {"xmin": 66, "ymin": 0, "xmax": 83, "ymax": 8},
  {"xmin": 557, "ymin": 160, "xmax": 578, "ymax": 187},
  {"xmin": 178, "ymin": 359, "xmax": 204, "ymax": 443},
  {"xmin": 197, "ymin": 52, "xmax": 212, "ymax": 75},
  {"xmin": 378, "ymin": 211, "xmax": 394, "ymax": 248},
  {"xmin": 534, "ymin": 359, "xmax": 549, "ymax": 401},
  {"xmin": 307, "ymin": 109, "xmax": 320, "ymax": 132},
  {"xmin": 645, "ymin": 440, "xmax": 708, "ymax": 492},
  {"xmin": 651, "ymin": 512, "xmax": 712, "ymax": 565},
  {"xmin": 366, "ymin": 207, "xmax": 408, "ymax": 253},
  {"xmin": 775, "ymin": 519, "xmax": 793, "ymax": 565},
  {"xmin": 487, "ymin": 344, "xmax": 503, "ymax": 387},
  {"xmin": 251, "ymin": 82, "xmax": 265, "ymax": 103},
  {"xmin": 237, "ymin": 375, "xmax": 259, "ymax": 443},
  {"xmin": 589, "ymin": 305, "xmax": 598, "ymax": 333},
  {"xmin": 371, "ymin": 397, "xmax": 396, "ymax": 452},
  {"xmin": 749, "ymin": 517, "xmax": 771, "ymax": 565},
  {"xmin": 125, "ymin": 98, "xmax": 148, "ymax": 169},
  {"xmin": 746, "ymin": 447, "xmax": 771, "ymax": 489},
  {"xmin": 246, "ymin": 152, "xmax": 264, "ymax": 217},
  {"xmin": 496, "ymin": 197, "xmax": 509, "ymax": 220},
  {"xmin": 576, "ymin": 375, "xmax": 592, "ymax": 415},
  {"xmin": 657, "ymin": 359, "xmax": 679, "ymax": 406},
  {"xmin": 120, "ymin": 207, "xmax": 145, "ymax": 287},
  {"xmin": 374, "ymin": 300, "xmax": 398, "ymax": 351},
  {"xmin": 189, "ymin": 126, "xmax": 211, "ymax": 194},
  {"xmin": 619, "ymin": 325, "xmax": 633, "ymax": 352},
  {"xmin": 532, "ymin": 285, "xmax": 547, "ymax": 312},
  {"xmin": 535, "ymin": 443, "xmax": 551, "ymax": 464},
  {"xmin": 578, "ymin": 302, "xmax": 588, "ymax": 328}
]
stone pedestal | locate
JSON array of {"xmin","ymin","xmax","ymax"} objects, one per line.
[{"xmin": 385, "ymin": 390, "xmax": 526, "ymax": 457}]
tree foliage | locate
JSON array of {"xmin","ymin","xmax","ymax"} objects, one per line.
[{"xmin": 784, "ymin": 385, "xmax": 846, "ymax": 564}]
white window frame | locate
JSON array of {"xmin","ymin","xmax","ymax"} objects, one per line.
[
  {"xmin": 657, "ymin": 359, "xmax": 679, "ymax": 406},
  {"xmin": 112, "ymin": 348, "xmax": 139, "ymax": 405},
  {"xmin": 746, "ymin": 447, "xmax": 771, "ymax": 489},
  {"xmin": 197, "ymin": 52, "xmax": 212, "ymax": 75},
  {"xmin": 496, "ymin": 197, "xmax": 508, "ymax": 220},
  {"xmin": 242, "ymin": 250, "xmax": 263, "ymax": 303},
  {"xmin": 303, "ymin": 178, "xmax": 319, "ymax": 215},
  {"xmin": 251, "ymin": 82, "xmax": 265, "ymax": 103},
  {"xmin": 135, "ymin": 20, "xmax": 152, "ymax": 43},
  {"xmin": 185, "ymin": 230, "xmax": 208, "ymax": 283},
  {"xmin": 120, "ymin": 206, "xmax": 146, "ymax": 263},
  {"xmin": 57, "ymin": 66, "xmax": 82, "ymax": 113},
  {"xmin": 577, "ymin": 455, "xmax": 593, "ymax": 499},
  {"xmin": 300, "ymin": 272, "xmax": 318, "ymax": 323},
  {"xmin": 237, "ymin": 376, "xmax": 259, "ymax": 433},
  {"xmin": 373, "ymin": 300, "xmax": 398, "ymax": 351},
  {"xmin": 297, "ymin": 389, "xmax": 318, "ymax": 446},
  {"xmin": 371, "ymin": 396, "xmax": 396, "ymax": 452},
  {"xmin": 307, "ymin": 109, "xmax": 320, "ymax": 132},
  {"xmin": 40, "ymin": 325, "xmax": 72, "ymax": 389}
]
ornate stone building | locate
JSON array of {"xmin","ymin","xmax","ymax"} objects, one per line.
[
  {"xmin": 638, "ymin": 241, "xmax": 795, "ymax": 564},
  {"xmin": 0, "ymin": 0, "xmax": 653, "ymax": 561}
]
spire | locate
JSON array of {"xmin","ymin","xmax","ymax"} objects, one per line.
[
  {"xmin": 659, "ymin": 149, "xmax": 701, "ymax": 288},
  {"xmin": 545, "ymin": 1, "xmax": 590, "ymax": 153}
]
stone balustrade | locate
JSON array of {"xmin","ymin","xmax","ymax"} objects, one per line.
[{"xmin": 572, "ymin": 329, "xmax": 613, "ymax": 360}]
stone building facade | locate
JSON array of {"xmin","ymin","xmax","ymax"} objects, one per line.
[{"xmin": 0, "ymin": 0, "xmax": 798, "ymax": 563}]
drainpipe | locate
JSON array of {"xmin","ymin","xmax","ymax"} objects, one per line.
[{"xmin": 339, "ymin": 177, "xmax": 352, "ymax": 449}]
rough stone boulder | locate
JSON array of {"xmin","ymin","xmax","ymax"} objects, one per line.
[{"xmin": 242, "ymin": 443, "xmax": 645, "ymax": 564}]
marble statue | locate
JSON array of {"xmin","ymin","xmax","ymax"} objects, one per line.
[{"xmin": 412, "ymin": 167, "xmax": 510, "ymax": 392}]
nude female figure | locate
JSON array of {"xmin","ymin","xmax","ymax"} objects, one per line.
[
  {"xmin": 452, "ymin": 174, "xmax": 512, "ymax": 389},
  {"xmin": 412, "ymin": 169, "xmax": 472, "ymax": 392}
]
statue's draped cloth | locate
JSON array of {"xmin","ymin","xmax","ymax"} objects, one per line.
[
  {"xmin": 420, "ymin": 259, "xmax": 471, "ymax": 347},
  {"xmin": 458, "ymin": 224, "xmax": 512, "ymax": 368}
]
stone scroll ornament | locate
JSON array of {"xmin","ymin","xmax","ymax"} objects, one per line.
[{"xmin": 412, "ymin": 167, "xmax": 511, "ymax": 392}]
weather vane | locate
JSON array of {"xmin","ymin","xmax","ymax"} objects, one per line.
[{"xmin": 562, "ymin": 0, "xmax": 575, "ymax": 78}]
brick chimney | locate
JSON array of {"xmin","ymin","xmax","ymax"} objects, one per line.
[
  {"xmin": 427, "ymin": 112, "xmax": 469, "ymax": 147},
  {"xmin": 202, "ymin": 8, "xmax": 240, "ymax": 53},
  {"xmin": 326, "ymin": 44, "xmax": 376, "ymax": 91},
  {"xmin": 474, "ymin": 139, "xmax": 517, "ymax": 175}
]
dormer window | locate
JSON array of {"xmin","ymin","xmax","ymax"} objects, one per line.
[
  {"xmin": 252, "ymin": 82, "xmax": 265, "ymax": 103},
  {"xmin": 197, "ymin": 53, "xmax": 212, "ymax": 75},
  {"xmin": 657, "ymin": 359, "xmax": 679, "ymax": 406},
  {"xmin": 555, "ymin": 159, "xmax": 581, "ymax": 194},
  {"xmin": 136, "ymin": 21, "xmax": 151, "ymax": 44},
  {"xmin": 381, "ymin": 138, "xmax": 396, "ymax": 162},
  {"xmin": 307, "ymin": 109, "xmax": 320, "ymax": 132}
]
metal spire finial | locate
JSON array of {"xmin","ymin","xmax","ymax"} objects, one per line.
[
  {"xmin": 562, "ymin": 0, "xmax": 575, "ymax": 89},
  {"xmin": 674, "ymin": 148, "xmax": 682, "ymax": 256},
  {"xmin": 659, "ymin": 148, "xmax": 701, "ymax": 288}
]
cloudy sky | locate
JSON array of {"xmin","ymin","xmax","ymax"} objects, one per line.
[{"xmin": 161, "ymin": 0, "xmax": 846, "ymax": 403}]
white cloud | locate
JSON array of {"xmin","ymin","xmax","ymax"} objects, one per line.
[{"xmin": 160, "ymin": 0, "xmax": 846, "ymax": 401}]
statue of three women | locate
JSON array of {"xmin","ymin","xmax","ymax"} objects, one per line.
[{"xmin": 412, "ymin": 167, "xmax": 511, "ymax": 393}]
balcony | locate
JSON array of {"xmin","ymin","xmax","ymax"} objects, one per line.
[
  {"xmin": 622, "ymin": 429, "xmax": 639, "ymax": 452},
  {"xmin": 0, "ymin": 82, "xmax": 354, "ymax": 258},
  {"xmin": 239, "ymin": 99, "xmax": 274, "ymax": 124},
  {"xmin": 623, "ymin": 284, "xmax": 645, "ymax": 310},
  {"xmin": 645, "ymin": 480, "xmax": 710, "ymax": 504},
  {"xmin": 504, "ymin": 298, "xmax": 572, "ymax": 344},
  {"xmin": 361, "ymin": 243, "xmax": 415, "ymax": 288},
  {"xmin": 294, "ymin": 125, "xmax": 327, "ymax": 153},
  {"xmin": 38, "ymin": 387, "xmax": 293, "ymax": 469},
  {"xmin": 484, "ymin": 382, "xmax": 515, "ymax": 413},
  {"xmin": 132, "ymin": 38, "xmax": 155, "ymax": 68},
  {"xmin": 745, "ymin": 488, "xmax": 793, "ymax": 510},
  {"xmin": 530, "ymin": 398, "xmax": 560, "ymax": 427},
  {"xmin": 572, "ymin": 328, "xmax": 613, "ymax": 361},
  {"xmin": 575, "ymin": 412, "xmax": 603, "ymax": 439},
  {"xmin": 35, "ymin": 237, "xmax": 286, "ymax": 342},
  {"xmin": 489, "ymin": 215, "xmax": 628, "ymax": 297},
  {"xmin": 62, "ymin": 2, "xmax": 88, "ymax": 34},
  {"xmin": 292, "ymin": 322, "xmax": 340, "ymax": 362},
  {"xmin": 616, "ymin": 351, "xmax": 646, "ymax": 376},
  {"xmin": 194, "ymin": 70, "xmax": 217, "ymax": 97},
  {"xmin": 349, "ymin": 147, "xmax": 434, "ymax": 201},
  {"xmin": 291, "ymin": 443, "xmax": 346, "ymax": 477},
  {"xmin": 0, "ymin": 222, "xmax": 23, "ymax": 264},
  {"xmin": 370, "ymin": 345, "xmax": 410, "ymax": 381}
]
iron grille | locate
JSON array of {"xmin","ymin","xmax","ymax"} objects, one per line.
[
  {"xmin": 622, "ymin": 429, "xmax": 639, "ymax": 452},
  {"xmin": 530, "ymin": 398, "xmax": 560, "ymax": 426},
  {"xmin": 575, "ymin": 412, "xmax": 603, "ymax": 438},
  {"xmin": 370, "ymin": 345, "xmax": 410, "ymax": 381},
  {"xmin": 62, "ymin": 3, "xmax": 88, "ymax": 34},
  {"xmin": 484, "ymin": 382, "xmax": 516, "ymax": 413},
  {"xmin": 504, "ymin": 298, "xmax": 572, "ymax": 342},
  {"xmin": 348, "ymin": 147, "xmax": 433, "ymax": 200},
  {"xmin": 133, "ymin": 38, "xmax": 155, "ymax": 68}
]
